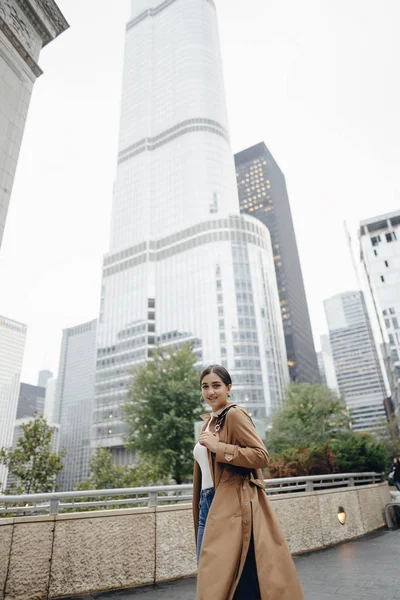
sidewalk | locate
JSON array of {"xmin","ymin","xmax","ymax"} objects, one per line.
[{"xmin": 60, "ymin": 529, "xmax": 400, "ymax": 600}]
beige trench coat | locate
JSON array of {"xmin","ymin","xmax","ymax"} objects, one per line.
[{"xmin": 193, "ymin": 405, "xmax": 304, "ymax": 600}]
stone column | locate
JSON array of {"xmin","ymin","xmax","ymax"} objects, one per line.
[{"xmin": 0, "ymin": 0, "xmax": 69, "ymax": 249}]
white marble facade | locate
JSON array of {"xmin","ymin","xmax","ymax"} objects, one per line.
[{"xmin": 0, "ymin": 0, "xmax": 68, "ymax": 249}]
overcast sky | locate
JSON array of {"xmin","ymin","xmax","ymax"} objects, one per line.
[{"xmin": 1, "ymin": 0, "xmax": 399, "ymax": 384}]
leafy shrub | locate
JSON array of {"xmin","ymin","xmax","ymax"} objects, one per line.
[
  {"xmin": 331, "ymin": 434, "xmax": 389, "ymax": 473},
  {"xmin": 267, "ymin": 444, "xmax": 337, "ymax": 478}
]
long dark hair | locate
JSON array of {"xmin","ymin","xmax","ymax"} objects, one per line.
[{"xmin": 200, "ymin": 364, "xmax": 232, "ymax": 387}]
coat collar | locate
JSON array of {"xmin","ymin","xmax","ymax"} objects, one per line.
[{"xmin": 200, "ymin": 402, "xmax": 234, "ymax": 421}]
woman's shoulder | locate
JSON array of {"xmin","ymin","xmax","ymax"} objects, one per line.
[{"xmin": 226, "ymin": 405, "xmax": 252, "ymax": 423}]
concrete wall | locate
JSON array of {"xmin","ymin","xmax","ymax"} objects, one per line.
[{"xmin": 0, "ymin": 483, "xmax": 391, "ymax": 600}]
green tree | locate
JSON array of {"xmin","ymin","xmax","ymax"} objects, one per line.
[
  {"xmin": 123, "ymin": 344, "xmax": 203, "ymax": 484},
  {"xmin": 331, "ymin": 433, "xmax": 389, "ymax": 473},
  {"xmin": 267, "ymin": 383, "xmax": 351, "ymax": 454},
  {"xmin": 76, "ymin": 448, "xmax": 164, "ymax": 490},
  {"xmin": 76, "ymin": 448, "xmax": 129, "ymax": 490},
  {"xmin": 0, "ymin": 415, "xmax": 65, "ymax": 494}
]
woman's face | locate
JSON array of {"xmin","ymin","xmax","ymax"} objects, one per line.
[{"xmin": 201, "ymin": 372, "xmax": 232, "ymax": 412}]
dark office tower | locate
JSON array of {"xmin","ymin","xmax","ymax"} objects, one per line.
[
  {"xmin": 16, "ymin": 383, "xmax": 45, "ymax": 420},
  {"xmin": 234, "ymin": 142, "xmax": 319, "ymax": 383}
]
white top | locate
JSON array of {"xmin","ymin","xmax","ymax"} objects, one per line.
[{"xmin": 194, "ymin": 417, "xmax": 214, "ymax": 490}]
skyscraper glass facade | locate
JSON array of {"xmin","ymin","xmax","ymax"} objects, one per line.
[
  {"xmin": 0, "ymin": 316, "xmax": 27, "ymax": 490},
  {"xmin": 55, "ymin": 320, "xmax": 97, "ymax": 491},
  {"xmin": 324, "ymin": 291, "xmax": 387, "ymax": 432},
  {"xmin": 234, "ymin": 143, "xmax": 320, "ymax": 384},
  {"xmin": 16, "ymin": 383, "xmax": 45, "ymax": 420},
  {"xmin": 93, "ymin": 0, "xmax": 289, "ymax": 462}
]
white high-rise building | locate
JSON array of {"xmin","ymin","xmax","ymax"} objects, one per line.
[
  {"xmin": 0, "ymin": 316, "xmax": 27, "ymax": 489},
  {"xmin": 93, "ymin": 0, "xmax": 289, "ymax": 461},
  {"xmin": 360, "ymin": 210, "xmax": 400, "ymax": 411},
  {"xmin": 55, "ymin": 320, "xmax": 97, "ymax": 491},
  {"xmin": 324, "ymin": 291, "xmax": 387, "ymax": 432},
  {"xmin": 318, "ymin": 334, "xmax": 339, "ymax": 395},
  {"xmin": 43, "ymin": 376, "xmax": 57, "ymax": 424},
  {"xmin": 38, "ymin": 370, "xmax": 53, "ymax": 389}
]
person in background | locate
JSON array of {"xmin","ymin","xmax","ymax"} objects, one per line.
[{"xmin": 391, "ymin": 457, "xmax": 400, "ymax": 491}]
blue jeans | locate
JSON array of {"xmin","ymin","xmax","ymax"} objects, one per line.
[
  {"xmin": 395, "ymin": 480, "xmax": 400, "ymax": 491},
  {"xmin": 197, "ymin": 487, "xmax": 215, "ymax": 563}
]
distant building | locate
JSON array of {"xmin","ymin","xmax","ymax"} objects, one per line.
[
  {"xmin": 324, "ymin": 291, "xmax": 387, "ymax": 432},
  {"xmin": 55, "ymin": 320, "xmax": 97, "ymax": 491},
  {"xmin": 235, "ymin": 142, "xmax": 319, "ymax": 384},
  {"xmin": 360, "ymin": 210, "xmax": 400, "ymax": 412},
  {"xmin": 38, "ymin": 370, "xmax": 53, "ymax": 389},
  {"xmin": 319, "ymin": 334, "xmax": 339, "ymax": 395},
  {"xmin": 43, "ymin": 377, "xmax": 57, "ymax": 424},
  {"xmin": 0, "ymin": 0, "xmax": 68, "ymax": 248},
  {"xmin": 16, "ymin": 382, "xmax": 45, "ymax": 419},
  {"xmin": 317, "ymin": 352, "xmax": 327, "ymax": 387},
  {"xmin": 0, "ymin": 316, "xmax": 27, "ymax": 489}
]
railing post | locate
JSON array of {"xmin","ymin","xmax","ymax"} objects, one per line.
[
  {"xmin": 305, "ymin": 480, "xmax": 313, "ymax": 492},
  {"xmin": 49, "ymin": 499, "xmax": 60, "ymax": 515},
  {"xmin": 348, "ymin": 476, "xmax": 355, "ymax": 487},
  {"xmin": 148, "ymin": 491, "xmax": 158, "ymax": 508}
]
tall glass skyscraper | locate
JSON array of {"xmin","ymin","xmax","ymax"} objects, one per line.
[
  {"xmin": 0, "ymin": 316, "xmax": 27, "ymax": 490},
  {"xmin": 324, "ymin": 291, "xmax": 387, "ymax": 432},
  {"xmin": 235, "ymin": 143, "xmax": 320, "ymax": 384},
  {"xmin": 55, "ymin": 320, "xmax": 97, "ymax": 491},
  {"xmin": 93, "ymin": 0, "xmax": 289, "ymax": 462}
]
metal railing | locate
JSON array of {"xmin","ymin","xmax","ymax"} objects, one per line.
[{"xmin": 0, "ymin": 472, "xmax": 382, "ymax": 517}]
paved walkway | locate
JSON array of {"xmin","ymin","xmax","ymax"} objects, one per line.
[{"xmin": 61, "ymin": 529, "xmax": 400, "ymax": 600}]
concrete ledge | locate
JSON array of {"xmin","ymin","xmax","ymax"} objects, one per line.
[
  {"xmin": 0, "ymin": 482, "xmax": 390, "ymax": 599},
  {"xmin": 5, "ymin": 521, "xmax": 54, "ymax": 600}
]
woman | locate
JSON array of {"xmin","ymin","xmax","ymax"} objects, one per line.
[{"xmin": 193, "ymin": 364, "xmax": 304, "ymax": 600}]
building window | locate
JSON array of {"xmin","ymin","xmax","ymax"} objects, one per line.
[
  {"xmin": 389, "ymin": 334, "xmax": 395, "ymax": 345},
  {"xmin": 374, "ymin": 249, "xmax": 378, "ymax": 256},
  {"xmin": 385, "ymin": 260, "xmax": 389, "ymax": 267},
  {"xmin": 381, "ymin": 275, "xmax": 385, "ymax": 282},
  {"xmin": 383, "ymin": 309, "xmax": 387, "ymax": 316},
  {"xmin": 385, "ymin": 318, "xmax": 391, "ymax": 329},
  {"xmin": 393, "ymin": 318, "xmax": 399, "ymax": 330},
  {"xmin": 390, "ymin": 307, "xmax": 395, "ymax": 314},
  {"xmin": 371, "ymin": 236, "xmax": 380, "ymax": 246},
  {"xmin": 386, "ymin": 232, "xmax": 395, "ymax": 242}
]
